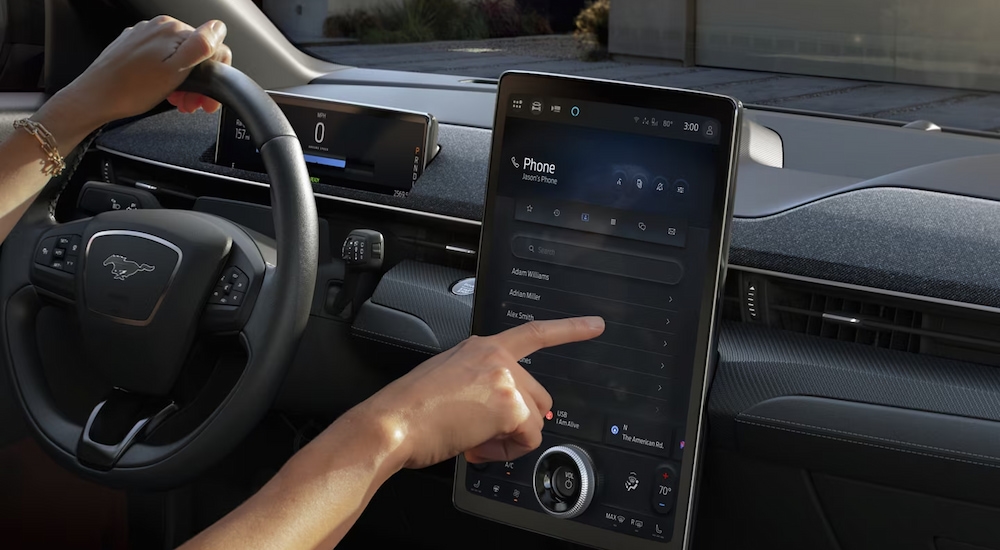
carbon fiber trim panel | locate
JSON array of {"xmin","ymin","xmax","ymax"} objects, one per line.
[
  {"xmin": 710, "ymin": 321, "xmax": 1000, "ymax": 447},
  {"xmin": 365, "ymin": 260, "xmax": 474, "ymax": 351}
]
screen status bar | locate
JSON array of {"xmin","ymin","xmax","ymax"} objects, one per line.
[{"xmin": 508, "ymin": 96, "xmax": 722, "ymax": 145}]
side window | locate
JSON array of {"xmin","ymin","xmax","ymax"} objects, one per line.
[{"xmin": 0, "ymin": 0, "xmax": 44, "ymax": 92}]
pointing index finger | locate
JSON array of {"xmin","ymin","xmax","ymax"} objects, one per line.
[{"xmin": 491, "ymin": 317, "xmax": 605, "ymax": 360}]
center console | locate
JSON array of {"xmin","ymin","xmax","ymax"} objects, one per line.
[{"xmin": 453, "ymin": 72, "xmax": 741, "ymax": 549}]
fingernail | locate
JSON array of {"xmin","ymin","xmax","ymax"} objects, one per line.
[
  {"xmin": 584, "ymin": 316, "xmax": 605, "ymax": 330},
  {"xmin": 210, "ymin": 20, "xmax": 226, "ymax": 43}
]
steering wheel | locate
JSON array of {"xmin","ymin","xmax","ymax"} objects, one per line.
[{"xmin": 0, "ymin": 61, "xmax": 318, "ymax": 489}]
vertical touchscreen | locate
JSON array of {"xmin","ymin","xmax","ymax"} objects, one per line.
[{"xmin": 455, "ymin": 73, "xmax": 740, "ymax": 550}]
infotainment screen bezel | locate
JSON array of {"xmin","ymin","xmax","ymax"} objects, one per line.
[{"xmin": 452, "ymin": 71, "xmax": 742, "ymax": 550}]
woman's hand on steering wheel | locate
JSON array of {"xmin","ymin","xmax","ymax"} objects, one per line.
[{"xmin": 35, "ymin": 15, "xmax": 232, "ymax": 151}]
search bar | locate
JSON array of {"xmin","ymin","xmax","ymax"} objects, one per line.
[{"xmin": 511, "ymin": 236, "xmax": 683, "ymax": 285}]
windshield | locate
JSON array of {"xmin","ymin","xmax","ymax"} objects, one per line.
[{"xmin": 263, "ymin": 0, "xmax": 999, "ymax": 133}]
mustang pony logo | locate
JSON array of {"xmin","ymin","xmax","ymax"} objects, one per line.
[{"xmin": 103, "ymin": 254, "xmax": 155, "ymax": 281}]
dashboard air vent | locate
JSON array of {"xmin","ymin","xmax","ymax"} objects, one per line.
[{"xmin": 727, "ymin": 269, "xmax": 1000, "ymax": 366}]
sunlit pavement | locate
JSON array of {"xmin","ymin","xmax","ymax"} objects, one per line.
[{"xmin": 309, "ymin": 35, "xmax": 1000, "ymax": 132}]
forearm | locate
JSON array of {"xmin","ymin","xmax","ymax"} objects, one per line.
[
  {"xmin": 0, "ymin": 87, "xmax": 104, "ymax": 242},
  {"xmin": 179, "ymin": 407, "xmax": 409, "ymax": 550}
]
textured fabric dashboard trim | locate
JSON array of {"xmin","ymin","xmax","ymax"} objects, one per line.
[
  {"xmin": 730, "ymin": 187, "xmax": 1000, "ymax": 309},
  {"xmin": 97, "ymin": 110, "xmax": 490, "ymax": 222},
  {"xmin": 95, "ymin": 112, "xmax": 1000, "ymax": 310}
]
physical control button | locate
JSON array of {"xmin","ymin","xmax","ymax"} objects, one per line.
[
  {"xmin": 226, "ymin": 267, "xmax": 248, "ymax": 288},
  {"xmin": 341, "ymin": 229, "xmax": 384, "ymax": 269},
  {"xmin": 209, "ymin": 289, "xmax": 225, "ymax": 304},
  {"xmin": 652, "ymin": 465, "xmax": 677, "ymax": 515},
  {"xmin": 329, "ymin": 229, "xmax": 385, "ymax": 317},
  {"xmin": 36, "ymin": 235, "xmax": 82, "ymax": 274},
  {"xmin": 210, "ymin": 267, "xmax": 250, "ymax": 308},
  {"xmin": 232, "ymin": 277, "xmax": 248, "ymax": 292},
  {"xmin": 533, "ymin": 444, "xmax": 596, "ymax": 519},
  {"xmin": 80, "ymin": 187, "xmax": 143, "ymax": 213},
  {"xmin": 551, "ymin": 466, "xmax": 579, "ymax": 499},
  {"xmin": 35, "ymin": 237, "xmax": 57, "ymax": 265}
]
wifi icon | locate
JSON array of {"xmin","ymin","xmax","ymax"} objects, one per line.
[{"xmin": 634, "ymin": 116, "xmax": 640, "ymax": 123}]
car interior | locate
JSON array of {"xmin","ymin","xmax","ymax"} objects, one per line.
[{"xmin": 7, "ymin": 1, "xmax": 1000, "ymax": 550}]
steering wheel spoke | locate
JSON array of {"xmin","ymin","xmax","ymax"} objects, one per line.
[{"xmin": 77, "ymin": 389, "xmax": 178, "ymax": 471}]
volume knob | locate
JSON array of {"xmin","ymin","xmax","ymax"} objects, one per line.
[{"xmin": 532, "ymin": 444, "xmax": 596, "ymax": 518}]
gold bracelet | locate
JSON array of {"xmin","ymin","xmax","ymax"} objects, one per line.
[{"xmin": 13, "ymin": 119, "xmax": 66, "ymax": 177}]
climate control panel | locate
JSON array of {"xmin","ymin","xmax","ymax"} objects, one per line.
[{"xmin": 464, "ymin": 431, "xmax": 680, "ymax": 543}]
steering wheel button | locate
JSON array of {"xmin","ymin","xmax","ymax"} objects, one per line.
[
  {"xmin": 56, "ymin": 236, "xmax": 71, "ymax": 247},
  {"xmin": 53, "ymin": 248, "xmax": 66, "ymax": 259},
  {"xmin": 226, "ymin": 266, "xmax": 248, "ymax": 287},
  {"xmin": 233, "ymin": 279, "xmax": 247, "ymax": 292},
  {"xmin": 209, "ymin": 289, "xmax": 224, "ymax": 303},
  {"xmin": 228, "ymin": 291, "xmax": 244, "ymax": 305},
  {"xmin": 51, "ymin": 260, "xmax": 65, "ymax": 271},
  {"xmin": 63, "ymin": 257, "xmax": 78, "ymax": 274},
  {"xmin": 35, "ymin": 237, "xmax": 57, "ymax": 264},
  {"xmin": 222, "ymin": 283, "xmax": 232, "ymax": 293}
]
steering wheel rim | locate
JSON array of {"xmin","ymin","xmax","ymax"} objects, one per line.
[{"xmin": 0, "ymin": 61, "xmax": 318, "ymax": 489}]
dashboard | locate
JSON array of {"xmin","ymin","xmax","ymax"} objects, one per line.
[
  {"xmin": 59, "ymin": 79, "xmax": 1000, "ymax": 550},
  {"xmin": 96, "ymin": 104, "xmax": 1000, "ymax": 310}
]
